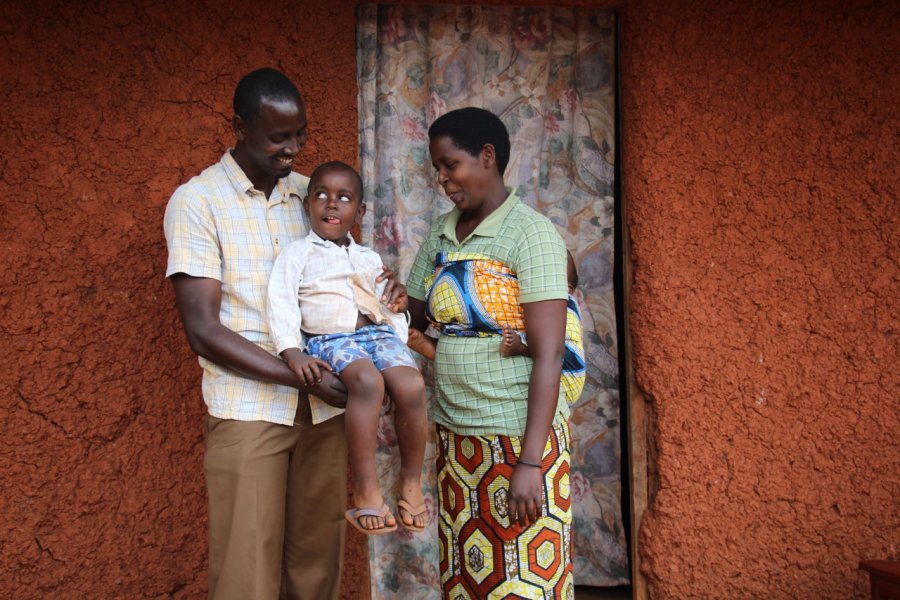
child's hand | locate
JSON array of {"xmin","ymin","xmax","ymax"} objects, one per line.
[
  {"xmin": 407, "ymin": 328, "xmax": 436, "ymax": 361},
  {"xmin": 281, "ymin": 348, "xmax": 332, "ymax": 387}
]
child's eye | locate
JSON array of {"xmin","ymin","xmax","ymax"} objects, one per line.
[
  {"xmin": 339, "ymin": 194, "xmax": 352, "ymax": 203},
  {"xmin": 316, "ymin": 191, "xmax": 327, "ymax": 200}
]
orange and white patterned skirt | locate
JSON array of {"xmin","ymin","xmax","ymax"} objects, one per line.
[{"xmin": 437, "ymin": 421, "xmax": 574, "ymax": 599}]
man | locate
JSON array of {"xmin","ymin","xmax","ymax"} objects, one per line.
[{"xmin": 164, "ymin": 68, "xmax": 400, "ymax": 599}]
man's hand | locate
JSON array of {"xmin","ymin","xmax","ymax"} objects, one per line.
[
  {"xmin": 377, "ymin": 266, "xmax": 408, "ymax": 313},
  {"xmin": 281, "ymin": 348, "xmax": 332, "ymax": 387},
  {"xmin": 309, "ymin": 370, "xmax": 348, "ymax": 409}
]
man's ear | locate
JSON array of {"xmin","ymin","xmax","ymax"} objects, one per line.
[
  {"xmin": 480, "ymin": 143, "xmax": 497, "ymax": 169},
  {"xmin": 232, "ymin": 115, "xmax": 247, "ymax": 141}
]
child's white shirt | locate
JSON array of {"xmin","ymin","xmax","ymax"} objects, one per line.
[{"xmin": 267, "ymin": 231, "xmax": 409, "ymax": 355}]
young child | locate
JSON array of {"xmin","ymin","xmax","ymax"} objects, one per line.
[
  {"xmin": 407, "ymin": 251, "xmax": 586, "ymax": 406},
  {"xmin": 267, "ymin": 161, "xmax": 427, "ymax": 535}
]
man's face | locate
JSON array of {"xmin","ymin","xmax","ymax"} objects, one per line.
[
  {"xmin": 303, "ymin": 167, "xmax": 365, "ymax": 245},
  {"xmin": 234, "ymin": 96, "xmax": 308, "ymax": 183}
]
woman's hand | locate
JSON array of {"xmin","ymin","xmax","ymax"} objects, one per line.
[{"xmin": 508, "ymin": 462, "xmax": 544, "ymax": 527}]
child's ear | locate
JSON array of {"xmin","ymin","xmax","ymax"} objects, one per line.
[
  {"xmin": 356, "ymin": 202, "xmax": 367, "ymax": 223},
  {"xmin": 302, "ymin": 196, "xmax": 310, "ymax": 215}
]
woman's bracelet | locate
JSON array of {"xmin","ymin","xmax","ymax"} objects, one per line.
[{"xmin": 516, "ymin": 458, "xmax": 542, "ymax": 468}]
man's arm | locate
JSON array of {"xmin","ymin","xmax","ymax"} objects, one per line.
[{"xmin": 170, "ymin": 273, "xmax": 347, "ymax": 405}]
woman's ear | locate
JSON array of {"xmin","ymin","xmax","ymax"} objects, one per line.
[{"xmin": 480, "ymin": 143, "xmax": 497, "ymax": 169}]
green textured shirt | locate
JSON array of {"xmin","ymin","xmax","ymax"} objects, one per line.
[{"xmin": 407, "ymin": 189, "xmax": 569, "ymax": 436}]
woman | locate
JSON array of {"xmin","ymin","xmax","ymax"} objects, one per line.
[{"xmin": 407, "ymin": 107, "xmax": 573, "ymax": 599}]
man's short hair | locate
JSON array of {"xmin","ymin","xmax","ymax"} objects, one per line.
[
  {"xmin": 233, "ymin": 68, "xmax": 302, "ymax": 124},
  {"xmin": 308, "ymin": 161, "xmax": 364, "ymax": 204},
  {"xmin": 428, "ymin": 107, "xmax": 511, "ymax": 176}
]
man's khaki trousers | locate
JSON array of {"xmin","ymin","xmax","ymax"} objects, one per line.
[{"xmin": 204, "ymin": 400, "xmax": 347, "ymax": 600}]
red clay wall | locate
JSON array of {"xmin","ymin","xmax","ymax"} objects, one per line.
[
  {"xmin": 0, "ymin": 1, "xmax": 364, "ymax": 597},
  {"xmin": 622, "ymin": 1, "xmax": 899, "ymax": 598},
  {"xmin": 0, "ymin": 0, "xmax": 895, "ymax": 598}
]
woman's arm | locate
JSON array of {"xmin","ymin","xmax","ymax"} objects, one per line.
[{"xmin": 507, "ymin": 298, "xmax": 567, "ymax": 527}]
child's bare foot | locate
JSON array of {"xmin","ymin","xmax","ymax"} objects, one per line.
[
  {"xmin": 407, "ymin": 328, "xmax": 436, "ymax": 360},
  {"xmin": 500, "ymin": 325, "xmax": 527, "ymax": 358},
  {"xmin": 397, "ymin": 479, "xmax": 427, "ymax": 532}
]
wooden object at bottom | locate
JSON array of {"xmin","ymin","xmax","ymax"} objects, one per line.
[{"xmin": 860, "ymin": 560, "xmax": 900, "ymax": 600}]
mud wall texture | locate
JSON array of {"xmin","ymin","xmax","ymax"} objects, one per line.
[
  {"xmin": 621, "ymin": 1, "xmax": 899, "ymax": 598},
  {"xmin": 0, "ymin": 0, "xmax": 896, "ymax": 599},
  {"xmin": 0, "ymin": 0, "xmax": 365, "ymax": 597}
]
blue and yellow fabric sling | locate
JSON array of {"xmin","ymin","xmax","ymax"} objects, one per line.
[{"xmin": 424, "ymin": 251, "xmax": 585, "ymax": 405}]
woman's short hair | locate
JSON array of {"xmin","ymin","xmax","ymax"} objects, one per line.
[
  {"xmin": 233, "ymin": 67, "xmax": 301, "ymax": 125},
  {"xmin": 428, "ymin": 107, "xmax": 511, "ymax": 176}
]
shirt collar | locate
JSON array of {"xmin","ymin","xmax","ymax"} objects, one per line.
[
  {"xmin": 220, "ymin": 149, "xmax": 306, "ymax": 204},
  {"xmin": 306, "ymin": 229, "xmax": 357, "ymax": 249},
  {"xmin": 440, "ymin": 187, "xmax": 520, "ymax": 243}
]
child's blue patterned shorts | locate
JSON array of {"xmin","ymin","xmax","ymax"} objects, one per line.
[{"xmin": 306, "ymin": 324, "xmax": 417, "ymax": 375}]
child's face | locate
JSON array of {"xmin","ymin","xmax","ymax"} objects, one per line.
[{"xmin": 303, "ymin": 168, "xmax": 365, "ymax": 245}]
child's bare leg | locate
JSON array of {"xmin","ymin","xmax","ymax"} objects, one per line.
[
  {"xmin": 499, "ymin": 325, "xmax": 530, "ymax": 358},
  {"xmin": 406, "ymin": 328, "xmax": 436, "ymax": 360},
  {"xmin": 341, "ymin": 359, "xmax": 395, "ymax": 531},
  {"xmin": 382, "ymin": 366, "xmax": 428, "ymax": 529}
]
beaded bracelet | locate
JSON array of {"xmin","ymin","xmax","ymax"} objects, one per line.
[{"xmin": 517, "ymin": 458, "xmax": 542, "ymax": 468}]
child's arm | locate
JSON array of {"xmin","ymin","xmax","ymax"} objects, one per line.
[
  {"xmin": 267, "ymin": 242, "xmax": 308, "ymax": 358},
  {"xmin": 406, "ymin": 328, "xmax": 437, "ymax": 360}
]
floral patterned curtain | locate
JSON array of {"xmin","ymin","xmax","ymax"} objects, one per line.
[{"xmin": 357, "ymin": 5, "xmax": 627, "ymax": 594}]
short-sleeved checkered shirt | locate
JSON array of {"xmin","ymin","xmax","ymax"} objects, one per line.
[
  {"xmin": 164, "ymin": 150, "xmax": 342, "ymax": 425},
  {"xmin": 407, "ymin": 189, "xmax": 569, "ymax": 436}
]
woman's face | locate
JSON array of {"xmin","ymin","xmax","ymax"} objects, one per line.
[{"xmin": 429, "ymin": 135, "xmax": 493, "ymax": 214}]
